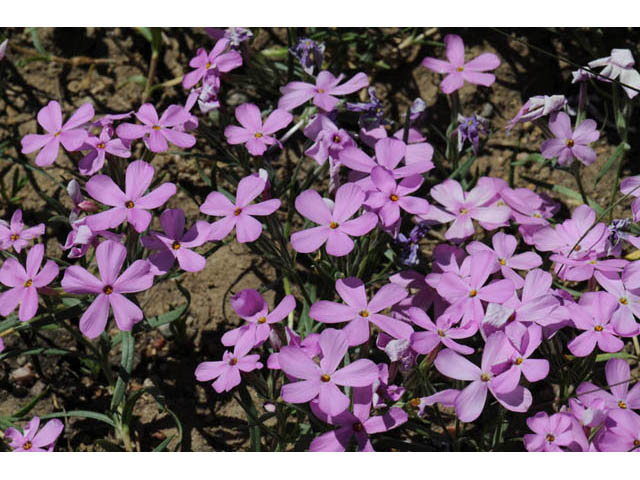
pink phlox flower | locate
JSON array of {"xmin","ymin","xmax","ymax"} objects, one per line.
[
  {"xmin": 424, "ymin": 244, "xmax": 468, "ymax": 289},
  {"xmin": 389, "ymin": 270, "xmax": 438, "ymax": 321},
  {"xmin": 409, "ymin": 308, "xmax": 475, "ymax": 355},
  {"xmin": 60, "ymin": 240, "xmax": 154, "ymax": 338},
  {"xmin": 375, "ymin": 332, "xmax": 418, "ymax": 371},
  {"xmin": 434, "ymin": 332, "xmax": 532, "ymax": 422},
  {"xmin": 4, "ymin": 416, "xmax": 64, "ymax": 452},
  {"xmin": 195, "ymin": 341, "xmax": 262, "ymax": 394},
  {"xmin": 67, "ymin": 179, "xmax": 98, "ymax": 223},
  {"xmin": 371, "ymin": 363, "xmax": 405, "ymax": 408},
  {"xmin": 422, "ymin": 178, "xmax": 511, "ymax": 241},
  {"xmin": 551, "ymin": 251, "xmax": 627, "ymax": 282},
  {"xmin": 310, "ymin": 277, "xmax": 412, "ymax": 346},
  {"xmin": 224, "ymin": 103, "xmax": 292, "ymax": 156},
  {"xmin": 540, "ymin": 112, "xmax": 599, "ymax": 166},
  {"xmin": 499, "ymin": 322, "xmax": 550, "ymax": 386},
  {"xmin": 278, "ymin": 70, "xmax": 369, "ymax": 112},
  {"xmin": 21, "ymin": 100, "xmax": 93, "ymax": 167},
  {"xmin": 141, "ymin": 208, "xmax": 210, "ymax": 275},
  {"xmin": 421, "ymin": 34, "xmax": 500, "ymax": 94},
  {"xmin": 524, "ymin": 411, "xmax": 588, "ymax": 452},
  {"xmin": 116, "ymin": 103, "xmax": 196, "ymax": 152},
  {"xmin": 266, "ymin": 327, "xmax": 321, "ymax": 371},
  {"xmin": 78, "ymin": 127, "xmax": 131, "ymax": 176},
  {"xmin": 506, "ymin": 94, "xmax": 567, "ymax": 132},
  {"xmin": 221, "ymin": 291, "xmax": 295, "ymax": 352},
  {"xmin": 576, "ymin": 358, "xmax": 640, "ymax": 415},
  {"xmin": 593, "ymin": 409, "xmax": 640, "ymax": 451},
  {"xmin": 566, "ymin": 292, "xmax": 626, "ymax": 357},
  {"xmin": 436, "ymin": 251, "xmax": 515, "ymax": 328},
  {"xmin": 466, "ymin": 232, "xmax": 542, "ymax": 289},
  {"xmin": 200, "ymin": 174, "xmax": 280, "ymax": 243},
  {"xmin": 588, "ymin": 48, "xmax": 640, "ymax": 99},
  {"xmin": 0, "ymin": 209, "xmax": 45, "ymax": 253},
  {"xmin": 303, "ymin": 114, "xmax": 355, "ymax": 165},
  {"xmin": 340, "ymin": 137, "xmax": 434, "ymax": 191},
  {"xmin": 620, "ymin": 175, "xmax": 640, "ymax": 222},
  {"xmin": 186, "ymin": 70, "xmax": 221, "ymax": 114},
  {"xmin": 85, "ymin": 160, "xmax": 176, "ymax": 233},
  {"xmin": 278, "ymin": 328, "xmax": 378, "ymax": 416},
  {"xmin": 592, "ymin": 271, "xmax": 640, "ymax": 335},
  {"xmin": 0, "ymin": 244, "xmax": 59, "ymax": 322},
  {"xmin": 291, "ymin": 183, "xmax": 378, "ymax": 257},
  {"xmin": 61, "ymin": 219, "xmax": 121, "ymax": 259},
  {"xmin": 309, "ymin": 387, "xmax": 407, "ymax": 452},
  {"xmin": 364, "ymin": 167, "xmax": 430, "ymax": 228},
  {"xmin": 182, "ymin": 38, "xmax": 243, "ymax": 90},
  {"xmin": 567, "ymin": 397, "xmax": 607, "ymax": 429},
  {"xmin": 413, "ymin": 389, "xmax": 460, "ymax": 416},
  {"xmin": 92, "ymin": 111, "xmax": 133, "ymax": 137}
]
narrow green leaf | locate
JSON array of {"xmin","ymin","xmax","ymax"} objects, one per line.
[
  {"xmin": 594, "ymin": 142, "xmax": 629, "ymax": 186},
  {"xmin": 110, "ymin": 330, "xmax": 135, "ymax": 411},
  {"xmin": 39, "ymin": 410, "xmax": 116, "ymax": 428}
]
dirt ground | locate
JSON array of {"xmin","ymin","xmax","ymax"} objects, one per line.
[{"xmin": 1, "ymin": 27, "xmax": 639, "ymax": 451}]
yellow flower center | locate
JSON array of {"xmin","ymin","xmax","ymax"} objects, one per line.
[
  {"xmin": 54, "ymin": 131, "xmax": 61, "ymax": 137},
  {"xmin": 152, "ymin": 125, "xmax": 162, "ymax": 131},
  {"xmin": 234, "ymin": 208, "xmax": 242, "ymax": 216},
  {"xmin": 469, "ymin": 289, "xmax": 478, "ymax": 297},
  {"xmin": 10, "ymin": 233, "xmax": 19, "ymax": 241},
  {"xmin": 589, "ymin": 260, "xmax": 597, "ymax": 265},
  {"xmin": 515, "ymin": 357, "xmax": 523, "ymax": 365},
  {"xmin": 321, "ymin": 374, "xmax": 331, "ymax": 382},
  {"xmin": 390, "ymin": 194, "xmax": 399, "ymax": 202},
  {"xmin": 97, "ymin": 142, "xmax": 106, "ymax": 149},
  {"xmin": 333, "ymin": 135, "xmax": 341, "ymax": 143},
  {"xmin": 255, "ymin": 132, "xmax": 263, "ymax": 138},
  {"xmin": 125, "ymin": 201, "xmax": 135, "ymax": 209},
  {"xmin": 24, "ymin": 279, "xmax": 33, "ymax": 287},
  {"xmin": 499, "ymin": 258, "xmax": 506, "ymax": 265},
  {"xmin": 566, "ymin": 139, "xmax": 575, "ymax": 148},
  {"xmin": 206, "ymin": 62, "xmax": 212, "ymax": 69},
  {"xmin": 23, "ymin": 441, "xmax": 33, "ymax": 450},
  {"xmin": 594, "ymin": 325, "xmax": 603, "ymax": 332},
  {"xmin": 574, "ymin": 245, "xmax": 581, "ymax": 252},
  {"xmin": 546, "ymin": 434, "xmax": 555, "ymax": 442},
  {"xmin": 172, "ymin": 241, "xmax": 181, "ymax": 250},
  {"xmin": 456, "ymin": 66, "xmax": 464, "ymax": 72},
  {"xmin": 409, "ymin": 397, "xmax": 421, "ymax": 407},
  {"xmin": 229, "ymin": 357, "xmax": 238, "ymax": 365},
  {"xmin": 533, "ymin": 212, "xmax": 542, "ymax": 218},
  {"xmin": 620, "ymin": 297, "xmax": 628, "ymax": 305},
  {"xmin": 459, "ymin": 208, "xmax": 469, "ymax": 215},
  {"xmin": 437, "ymin": 329, "xmax": 445, "ymax": 338},
  {"xmin": 103, "ymin": 285, "xmax": 113, "ymax": 295},
  {"xmin": 634, "ymin": 439, "xmax": 640, "ymax": 447},
  {"xmin": 360, "ymin": 310, "xmax": 370, "ymax": 318},
  {"xmin": 317, "ymin": 88, "xmax": 325, "ymax": 94},
  {"xmin": 329, "ymin": 222, "xmax": 339, "ymax": 229},
  {"xmin": 352, "ymin": 422, "xmax": 364, "ymax": 432},
  {"xmin": 618, "ymin": 400, "xmax": 627, "ymax": 409},
  {"xmin": 480, "ymin": 373, "xmax": 490, "ymax": 382},
  {"xmin": 257, "ymin": 316, "xmax": 267, "ymax": 324}
]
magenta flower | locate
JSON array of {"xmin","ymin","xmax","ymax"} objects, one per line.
[
  {"xmin": 141, "ymin": 209, "xmax": 210, "ymax": 275},
  {"xmin": 0, "ymin": 209, "xmax": 45, "ymax": 253},
  {"xmin": 221, "ymin": 291, "xmax": 296, "ymax": 352},
  {"xmin": 278, "ymin": 70, "xmax": 369, "ymax": 112},
  {"xmin": 116, "ymin": 104, "xmax": 196, "ymax": 153},
  {"xmin": 224, "ymin": 103, "xmax": 292, "ymax": 156},
  {"xmin": 467, "ymin": 232, "xmax": 542, "ymax": 289},
  {"xmin": 436, "ymin": 251, "xmax": 515, "ymax": 327},
  {"xmin": 182, "ymin": 38, "xmax": 243, "ymax": 89},
  {"xmin": 78, "ymin": 128, "xmax": 131, "ymax": 176},
  {"xmin": 409, "ymin": 307, "xmax": 475, "ymax": 355},
  {"xmin": 291, "ymin": 183, "xmax": 377, "ymax": 257},
  {"xmin": 303, "ymin": 114, "xmax": 355, "ymax": 165},
  {"xmin": 60, "ymin": 240, "xmax": 154, "ymax": 338},
  {"xmin": 200, "ymin": 174, "xmax": 280, "ymax": 243},
  {"xmin": 195, "ymin": 341, "xmax": 262, "ymax": 394},
  {"xmin": 309, "ymin": 389, "xmax": 408, "ymax": 452},
  {"xmin": 4, "ymin": 416, "xmax": 63, "ymax": 452},
  {"xmin": 524, "ymin": 412, "xmax": 587, "ymax": 452},
  {"xmin": 576, "ymin": 358, "xmax": 640, "ymax": 413},
  {"xmin": 278, "ymin": 328, "xmax": 378, "ymax": 416},
  {"xmin": 434, "ymin": 332, "xmax": 532, "ymax": 422},
  {"xmin": 85, "ymin": 160, "xmax": 176, "ymax": 233},
  {"xmin": 310, "ymin": 277, "xmax": 412, "ymax": 346},
  {"xmin": 364, "ymin": 167, "xmax": 430, "ymax": 227},
  {"xmin": 593, "ymin": 271, "xmax": 640, "ymax": 335},
  {"xmin": 425, "ymin": 178, "xmax": 511, "ymax": 241},
  {"xmin": 0, "ymin": 244, "xmax": 59, "ymax": 322},
  {"xmin": 566, "ymin": 292, "xmax": 625, "ymax": 357},
  {"xmin": 540, "ymin": 112, "xmax": 599, "ymax": 166},
  {"xmin": 21, "ymin": 101, "xmax": 93, "ymax": 167},
  {"xmin": 497, "ymin": 269, "xmax": 559, "ymax": 327},
  {"xmin": 421, "ymin": 34, "xmax": 500, "ymax": 94},
  {"xmin": 499, "ymin": 323, "xmax": 549, "ymax": 387},
  {"xmin": 595, "ymin": 409, "xmax": 640, "ymax": 452}
]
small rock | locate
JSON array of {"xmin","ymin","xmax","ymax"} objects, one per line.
[
  {"xmin": 480, "ymin": 102, "xmax": 494, "ymax": 118},
  {"xmin": 11, "ymin": 364, "xmax": 36, "ymax": 385}
]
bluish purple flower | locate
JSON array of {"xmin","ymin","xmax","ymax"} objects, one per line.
[
  {"xmin": 457, "ymin": 113, "xmax": 488, "ymax": 155},
  {"xmin": 290, "ymin": 37, "xmax": 325, "ymax": 75},
  {"xmin": 346, "ymin": 87, "xmax": 386, "ymax": 129}
]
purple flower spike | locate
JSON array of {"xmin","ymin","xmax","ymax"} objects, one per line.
[
  {"xmin": 0, "ymin": 209, "xmax": 45, "ymax": 253},
  {"xmin": 195, "ymin": 341, "xmax": 262, "ymax": 394},
  {"xmin": 141, "ymin": 209, "xmax": 210, "ymax": 275},
  {"xmin": 278, "ymin": 70, "xmax": 369, "ymax": 112},
  {"xmin": 116, "ymin": 104, "xmax": 196, "ymax": 153},
  {"xmin": 4, "ymin": 416, "xmax": 64, "ymax": 452},
  {"xmin": 200, "ymin": 174, "xmax": 280, "ymax": 244},
  {"xmin": 61, "ymin": 240, "xmax": 154, "ymax": 338},
  {"xmin": 421, "ymin": 34, "xmax": 500, "ymax": 94},
  {"xmin": 224, "ymin": 103, "xmax": 292, "ymax": 156},
  {"xmin": 0, "ymin": 244, "xmax": 59, "ymax": 322},
  {"xmin": 540, "ymin": 112, "xmax": 599, "ymax": 167},
  {"xmin": 279, "ymin": 328, "xmax": 378, "ymax": 416},
  {"xmin": 85, "ymin": 160, "xmax": 176, "ymax": 233},
  {"xmin": 291, "ymin": 183, "xmax": 378, "ymax": 257},
  {"xmin": 364, "ymin": 167, "xmax": 430, "ymax": 228},
  {"xmin": 21, "ymin": 100, "xmax": 94, "ymax": 167},
  {"xmin": 182, "ymin": 38, "xmax": 243, "ymax": 90},
  {"xmin": 310, "ymin": 277, "xmax": 412, "ymax": 346}
]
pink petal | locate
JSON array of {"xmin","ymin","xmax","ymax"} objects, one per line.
[
  {"xmin": 109, "ymin": 293, "xmax": 143, "ymax": 331},
  {"xmin": 464, "ymin": 53, "xmax": 500, "ymax": 72},
  {"xmin": 455, "ymin": 380, "xmax": 488, "ymax": 422},
  {"xmin": 421, "ymin": 57, "xmax": 453, "ymax": 74},
  {"xmin": 37, "ymin": 101, "xmax": 63, "ymax": 133},
  {"xmin": 18, "ymin": 286, "xmax": 39, "ymax": 322},
  {"xmin": 114, "ymin": 259, "xmax": 153, "ymax": 293},
  {"xmin": 295, "ymin": 189, "xmax": 332, "ymax": 225},
  {"xmin": 435, "ymin": 349, "xmax": 480, "ymax": 381},
  {"xmin": 291, "ymin": 225, "xmax": 330, "ymax": 253},
  {"xmin": 235, "ymin": 215, "xmax": 263, "ymax": 243},
  {"xmin": 135, "ymin": 183, "xmax": 176, "ymax": 209},
  {"xmin": 440, "ymin": 73, "xmax": 465, "ymax": 94},
  {"xmin": 319, "ymin": 329, "xmax": 349, "ymax": 373},
  {"xmin": 86, "ymin": 174, "xmax": 126, "ymax": 207},
  {"xmin": 96, "ymin": 240, "xmax": 126, "ymax": 285},
  {"xmin": 34, "ymin": 138, "xmax": 60, "ymax": 167},
  {"xmin": 236, "ymin": 174, "xmax": 267, "ymax": 208},
  {"xmin": 310, "ymin": 300, "xmax": 358, "ymax": 324},
  {"xmin": 62, "ymin": 103, "xmax": 94, "ymax": 130},
  {"xmin": 79, "ymin": 294, "xmax": 110, "ymax": 339},
  {"xmin": 549, "ymin": 112, "xmax": 572, "ymax": 139},
  {"xmin": 332, "ymin": 359, "xmax": 378, "ymax": 387},
  {"xmin": 262, "ymin": 109, "xmax": 292, "ymax": 135},
  {"xmin": 444, "ymin": 34, "xmax": 465, "ymax": 66},
  {"xmin": 279, "ymin": 346, "xmax": 320, "ymax": 380},
  {"xmin": 461, "ymin": 71, "xmax": 495, "ymax": 87},
  {"xmin": 325, "ymin": 230, "xmax": 354, "ymax": 256},
  {"xmin": 242, "ymin": 199, "xmax": 281, "ymax": 216}
]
